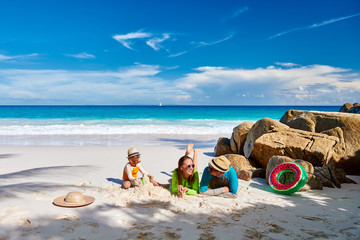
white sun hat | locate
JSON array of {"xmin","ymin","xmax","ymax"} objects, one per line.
[{"xmin": 53, "ymin": 191, "xmax": 95, "ymax": 208}]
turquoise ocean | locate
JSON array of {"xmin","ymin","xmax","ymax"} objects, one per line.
[{"xmin": 0, "ymin": 105, "xmax": 340, "ymax": 146}]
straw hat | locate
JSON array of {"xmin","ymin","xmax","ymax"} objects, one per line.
[
  {"xmin": 209, "ymin": 156, "xmax": 230, "ymax": 172},
  {"xmin": 53, "ymin": 191, "xmax": 95, "ymax": 208},
  {"xmin": 127, "ymin": 147, "xmax": 140, "ymax": 158}
]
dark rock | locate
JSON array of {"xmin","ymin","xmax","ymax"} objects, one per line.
[
  {"xmin": 225, "ymin": 154, "xmax": 262, "ymax": 181},
  {"xmin": 349, "ymin": 105, "xmax": 360, "ymax": 114},
  {"xmin": 286, "ymin": 112, "xmax": 316, "ymax": 132},
  {"xmin": 225, "ymin": 154, "xmax": 260, "ymax": 172},
  {"xmin": 339, "ymin": 103, "xmax": 353, "ymax": 112},
  {"xmin": 237, "ymin": 169, "xmax": 266, "ymax": 181},
  {"xmin": 214, "ymin": 137, "xmax": 232, "ymax": 156},
  {"xmin": 230, "ymin": 121, "xmax": 254, "ymax": 155}
]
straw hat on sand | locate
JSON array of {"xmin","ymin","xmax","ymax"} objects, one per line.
[{"xmin": 53, "ymin": 191, "xmax": 95, "ymax": 208}]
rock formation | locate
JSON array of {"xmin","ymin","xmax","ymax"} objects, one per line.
[
  {"xmin": 230, "ymin": 121, "xmax": 254, "ymax": 155},
  {"xmin": 280, "ymin": 110, "xmax": 360, "ymax": 174},
  {"xmin": 339, "ymin": 102, "xmax": 360, "ymax": 113},
  {"xmin": 214, "ymin": 137, "xmax": 232, "ymax": 156},
  {"xmin": 213, "ymin": 106, "xmax": 360, "ymax": 189},
  {"xmin": 225, "ymin": 154, "xmax": 265, "ymax": 181},
  {"xmin": 250, "ymin": 127, "xmax": 339, "ymax": 168},
  {"xmin": 266, "ymin": 156, "xmax": 356, "ymax": 191},
  {"xmin": 243, "ymin": 118, "xmax": 288, "ymax": 159}
]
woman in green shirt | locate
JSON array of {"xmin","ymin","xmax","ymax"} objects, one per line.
[{"xmin": 171, "ymin": 145, "xmax": 199, "ymax": 197}]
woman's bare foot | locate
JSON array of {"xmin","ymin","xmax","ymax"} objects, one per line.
[{"xmin": 185, "ymin": 144, "xmax": 194, "ymax": 156}]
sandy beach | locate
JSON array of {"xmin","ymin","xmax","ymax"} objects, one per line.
[
  {"xmin": 1, "ymin": 0, "xmax": 359, "ymax": 238},
  {"xmin": 0, "ymin": 145, "xmax": 359, "ymax": 240}
]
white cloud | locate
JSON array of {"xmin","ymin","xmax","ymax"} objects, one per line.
[
  {"xmin": 177, "ymin": 65, "xmax": 356, "ymax": 88},
  {"xmin": 113, "ymin": 31, "xmax": 152, "ymax": 50},
  {"xmin": 192, "ymin": 34, "xmax": 234, "ymax": 48},
  {"xmin": 176, "ymin": 94, "xmax": 191, "ymax": 101},
  {"xmin": 113, "ymin": 30, "xmax": 232, "ymax": 56},
  {"xmin": 65, "ymin": 52, "xmax": 95, "ymax": 59},
  {"xmin": 9, "ymin": 90, "xmax": 41, "ymax": 100},
  {"xmin": 0, "ymin": 64, "xmax": 186, "ymax": 105},
  {"xmin": 269, "ymin": 12, "xmax": 360, "ymax": 39},
  {"xmin": 168, "ymin": 51, "xmax": 188, "ymax": 58},
  {"xmin": 0, "ymin": 53, "xmax": 39, "ymax": 61},
  {"xmin": 175, "ymin": 64, "xmax": 360, "ymax": 104},
  {"xmin": 146, "ymin": 33, "xmax": 170, "ymax": 51},
  {"xmin": 310, "ymin": 13, "xmax": 360, "ymax": 28},
  {"xmin": 254, "ymin": 94, "xmax": 265, "ymax": 98},
  {"xmin": 275, "ymin": 62, "xmax": 300, "ymax": 68},
  {"xmin": 113, "ymin": 30, "xmax": 173, "ymax": 52},
  {"xmin": 225, "ymin": 7, "xmax": 249, "ymax": 21},
  {"xmin": 169, "ymin": 34, "xmax": 234, "ymax": 58},
  {"xmin": 0, "ymin": 63, "xmax": 358, "ymax": 105}
]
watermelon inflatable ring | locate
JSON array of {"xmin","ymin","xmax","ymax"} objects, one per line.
[{"xmin": 269, "ymin": 162, "xmax": 307, "ymax": 195}]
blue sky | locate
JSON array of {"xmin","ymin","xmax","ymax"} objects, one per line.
[{"xmin": 0, "ymin": 0, "xmax": 359, "ymax": 105}]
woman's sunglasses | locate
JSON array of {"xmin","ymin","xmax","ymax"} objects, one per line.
[{"xmin": 186, "ymin": 164, "xmax": 195, "ymax": 169}]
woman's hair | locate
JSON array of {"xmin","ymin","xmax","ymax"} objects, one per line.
[{"xmin": 177, "ymin": 155, "xmax": 195, "ymax": 185}]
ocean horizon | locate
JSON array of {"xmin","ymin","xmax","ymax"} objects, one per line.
[{"xmin": 0, "ymin": 105, "xmax": 341, "ymax": 146}]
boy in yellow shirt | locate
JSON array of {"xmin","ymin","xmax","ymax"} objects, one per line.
[{"xmin": 123, "ymin": 147, "xmax": 159, "ymax": 189}]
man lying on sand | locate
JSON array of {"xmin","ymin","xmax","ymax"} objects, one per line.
[
  {"xmin": 171, "ymin": 144, "xmax": 199, "ymax": 197},
  {"xmin": 122, "ymin": 147, "xmax": 160, "ymax": 189},
  {"xmin": 200, "ymin": 156, "xmax": 238, "ymax": 197}
]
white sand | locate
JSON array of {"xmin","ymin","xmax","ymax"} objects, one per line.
[{"xmin": 0, "ymin": 146, "xmax": 359, "ymax": 240}]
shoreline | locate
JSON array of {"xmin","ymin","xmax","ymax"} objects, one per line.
[
  {"xmin": 0, "ymin": 134, "xmax": 223, "ymax": 147},
  {"xmin": 1, "ymin": 145, "xmax": 359, "ymax": 239}
]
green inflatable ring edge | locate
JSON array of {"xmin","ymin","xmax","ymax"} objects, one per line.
[{"xmin": 269, "ymin": 163, "xmax": 308, "ymax": 195}]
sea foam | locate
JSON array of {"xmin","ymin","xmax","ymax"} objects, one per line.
[{"xmin": 0, "ymin": 123, "xmax": 235, "ymax": 135}]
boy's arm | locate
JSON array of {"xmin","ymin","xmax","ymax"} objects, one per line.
[
  {"xmin": 137, "ymin": 163, "xmax": 149, "ymax": 175},
  {"xmin": 200, "ymin": 167, "xmax": 211, "ymax": 193},
  {"xmin": 200, "ymin": 171, "xmax": 226, "ymax": 196},
  {"xmin": 228, "ymin": 168, "xmax": 239, "ymax": 194},
  {"xmin": 201, "ymin": 188, "xmax": 225, "ymax": 196}
]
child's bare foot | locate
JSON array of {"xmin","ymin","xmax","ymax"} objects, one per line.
[{"xmin": 185, "ymin": 144, "xmax": 194, "ymax": 156}]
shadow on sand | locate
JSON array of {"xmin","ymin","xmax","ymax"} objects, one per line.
[
  {"xmin": 0, "ymin": 165, "xmax": 98, "ymax": 201},
  {"xmin": 0, "ymin": 165, "xmax": 95, "ymax": 179},
  {"xmin": 0, "ymin": 154, "xmax": 17, "ymax": 159},
  {"xmin": 106, "ymin": 177, "xmax": 123, "ymax": 185},
  {"xmin": 157, "ymin": 138, "xmax": 217, "ymax": 149},
  {"xmin": 1, "ymin": 189, "xmax": 358, "ymax": 240},
  {"xmin": 1, "ymin": 173, "xmax": 359, "ymax": 240}
]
